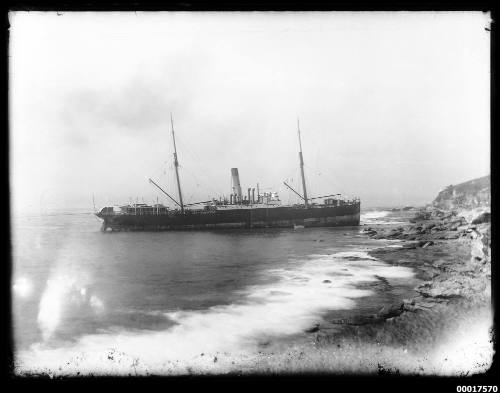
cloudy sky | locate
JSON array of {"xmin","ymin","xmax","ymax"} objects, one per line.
[{"xmin": 9, "ymin": 11, "xmax": 490, "ymax": 214}]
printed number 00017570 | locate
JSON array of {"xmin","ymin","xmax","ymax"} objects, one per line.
[{"xmin": 457, "ymin": 387, "xmax": 497, "ymax": 392}]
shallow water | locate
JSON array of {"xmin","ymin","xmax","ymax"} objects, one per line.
[{"xmin": 12, "ymin": 208, "xmax": 419, "ymax": 374}]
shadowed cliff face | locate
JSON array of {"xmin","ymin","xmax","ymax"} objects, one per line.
[{"xmin": 432, "ymin": 175, "xmax": 490, "ymax": 210}]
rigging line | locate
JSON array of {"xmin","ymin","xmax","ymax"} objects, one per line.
[
  {"xmin": 302, "ymin": 163, "xmax": 339, "ymax": 188},
  {"xmin": 149, "ymin": 178, "xmax": 181, "ymax": 207},
  {"xmin": 174, "ymin": 136, "xmax": 221, "ymax": 197},
  {"xmin": 174, "ymin": 133, "xmax": 201, "ymax": 168},
  {"xmin": 157, "ymin": 167, "xmax": 174, "ymax": 209},
  {"xmin": 181, "ymin": 165, "xmax": 219, "ymax": 199},
  {"xmin": 181, "ymin": 172, "xmax": 206, "ymax": 204}
]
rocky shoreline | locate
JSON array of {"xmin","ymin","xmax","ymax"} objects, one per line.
[
  {"xmin": 289, "ymin": 205, "xmax": 493, "ymax": 374},
  {"xmin": 365, "ymin": 206, "xmax": 490, "ymax": 310},
  {"xmin": 239, "ymin": 206, "xmax": 492, "ymax": 376},
  {"xmin": 286, "ymin": 206, "xmax": 490, "ymax": 335}
]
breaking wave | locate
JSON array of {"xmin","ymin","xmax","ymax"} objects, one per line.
[
  {"xmin": 361, "ymin": 210, "xmax": 390, "ymax": 224},
  {"xmin": 361, "ymin": 210, "xmax": 406, "ymax": 225}
]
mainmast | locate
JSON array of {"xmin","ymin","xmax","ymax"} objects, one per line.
[
  {"xmin": 297, "ymin": 118, "xmax": 309, "ymax": 208},
  {"xmin": 170, "ymin": 113, "xmax": 184, "ymax": 214}
]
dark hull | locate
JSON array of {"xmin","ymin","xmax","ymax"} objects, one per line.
[{"xmin": 97, "ymin": 203, "xmax": 360, "ymax": 231}]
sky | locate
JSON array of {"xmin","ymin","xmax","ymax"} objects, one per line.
[{"xmin": 9, "ymin": 11, "xmax": 490, "ymax": 214}]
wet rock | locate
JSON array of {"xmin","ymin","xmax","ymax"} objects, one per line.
[
  {"xmin": 416, "ymin": 280, "xmax": 463, "ymax": 299},
  {"xmin": 471, "ymin": 246, "xmax": 484, "ymax": 261},
  {"xmin": 330, "ymin": 315, "xmax": 381, "ymax": 326},
  {"xmin": 468, "ymin": 230, "xmax": 479, "ymax": 239},
  {"xmin": 432, "ymin": 289, "xmax": 462, "ymax": 299},
  {"xmin": 421, "ymin": 241, "xmax": 434, "ymax": 248},
  {"xmin": 405, "ymin": 297, "xmax": 443, "ymax": 311},
  {"xmin": 376, "ymin": 303, "xmax": 404, "ymax": 319},
  {"xmin": 448, "ymin": 221, "xmax": 461, "ymax": 231},
  {"xmin": 402, "ymin": 242, "xmax": 418, "ymax": 250},
  {"xmin": 362, "ymin": 229, "xmax": 378, "ymax": 236},
  {"xmin": 305, "ymin": 324, "xmax": 320, "ymax": 333},
  {"xmin": 423, "ymin": 222, "xmax": 436, "ymax": 231},
  {"xmin": 330, "ymin": 303, "xmax": 406, "ymax": 326},
  {"xmin": 343, "ymin": 256, "xmax": 367, "ymax": 261},
  {"xmin": 414, "ymin": 211, "xmax": 432, "ymax": 221},
  {"xmin": 471, "ymin": 212, "xmax": 491, "ymax": 225},
  {"xmin": 403, "ymin": 298, "xmax": 429, "ymax": 312},
  {"xmin": 471, "ymin": 234, "xmax": 489, "ymax": 262}
]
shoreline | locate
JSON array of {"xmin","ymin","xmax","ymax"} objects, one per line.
[{"xmin": 233, "ymin": 207, "xmax": 492, "ymax": 375}]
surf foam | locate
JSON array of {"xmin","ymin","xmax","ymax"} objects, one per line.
[{"xmin": 361, "ymin": 210, "xmax": 406, "ymax": 225}]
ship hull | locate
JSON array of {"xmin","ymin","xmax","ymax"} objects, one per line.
[{"xmin": 97, "ymin": 203, "xmax": 360, "ymax": 231}]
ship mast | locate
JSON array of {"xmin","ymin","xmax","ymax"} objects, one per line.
[
  {"xmin": 297, "ymin": 118, "xmax": 309, "ymax": 208},
  {"xmin": 170, "ymin": 113, "xmax": 184, "ymax": 214}
]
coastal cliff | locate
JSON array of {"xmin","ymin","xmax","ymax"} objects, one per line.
[
  {"xmin": 361, "ymin": 174, "xmax": 491, "ymax": 314},
  {"xmin": 432, "ymin": 175, "xmax": 490, "ymax": 210}
]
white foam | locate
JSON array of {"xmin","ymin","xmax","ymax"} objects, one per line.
[
  {"xmin": 361, "ymin": 210, "xmax": 389, "ymax": 221},
  {"xmin": 360, "ymin": 210, "xmax": 406, "ymax": 225},
  {"xmin": 15, "ymin": 251, "xmax": 415, "ymax": 375}
]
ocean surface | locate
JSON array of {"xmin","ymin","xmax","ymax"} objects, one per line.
[{"xmin": 12, "ymin": 208, "xmax": 419, "ymax": 374}]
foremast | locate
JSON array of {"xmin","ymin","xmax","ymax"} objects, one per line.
[
  {"xmin": 297, "ymin": 118, "xmax": 309, "ymax": 208},
  {"xmin": 170, "ymin": 113, "xmax": 184, "ymax": 214}
]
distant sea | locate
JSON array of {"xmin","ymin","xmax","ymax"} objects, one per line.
[{"xmin": 12, "ymin": 207, "xmax": 419, "ymax": 374}]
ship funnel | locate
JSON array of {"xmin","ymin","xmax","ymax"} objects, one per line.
[
  {"xmin": 231, "ymin": 168, "xmax": 243, "ymax": 201},
  {"xmin": 248, "ymin": 188, "xmax": 251, "ymax": 204},
  {"xmin": 252, "ymin": 188, "xmax": 255, "ymax": 203}
]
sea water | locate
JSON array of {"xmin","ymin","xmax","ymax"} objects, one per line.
[{"xmin": 11, "ymin": 208, "xmax": 418, "ymax": 375}]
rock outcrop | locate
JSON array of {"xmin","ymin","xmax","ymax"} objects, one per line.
[
  {"xmin": 350, "ymin": 175, "xmax": 492, "ymax": 328},
  {"xmin": 432, "ymin": 175, "xmax": 490, "ymax": 210}
]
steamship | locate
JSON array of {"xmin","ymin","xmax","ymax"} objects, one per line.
[{"xmin": 95, "ymin": 117, "xmax": 360, "ymax": 231}]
